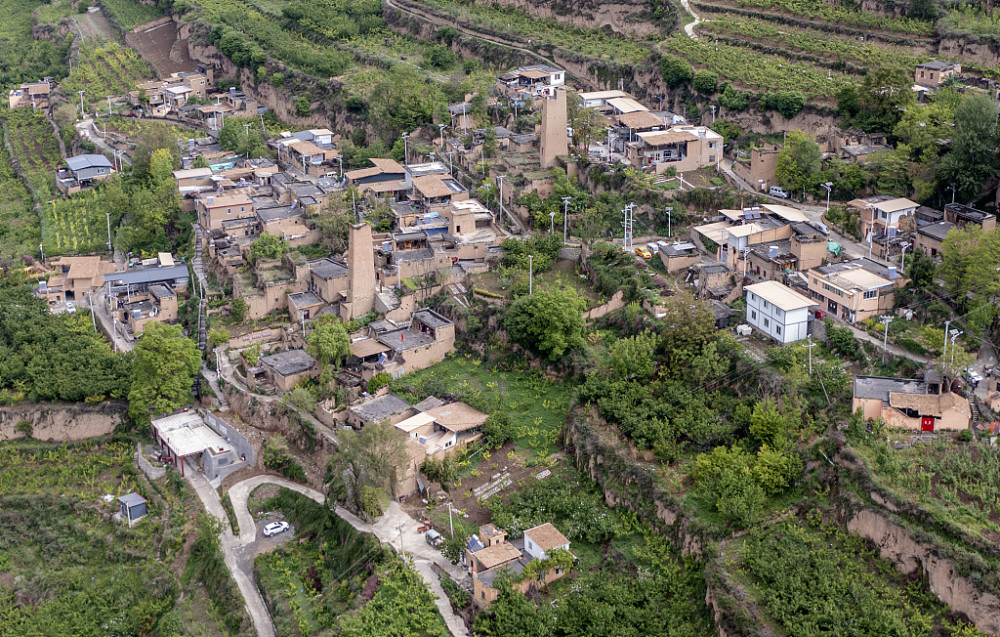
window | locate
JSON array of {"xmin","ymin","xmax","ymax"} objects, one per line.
[
  {"xmin": 481, "ymin": 591, "xmax": 486, "ymax": 600},
  {"xmin": 863, "ymin": 289, "xmax": 878, "ymax": 299},
  {"xmin": 776, "ymin": 326, "xmax": 782, "ymax": 335},
  {"xmin": 764, "ymin": 318, "xmax": 770, "ymax": 327},
  {"xmin": 709, "ymin": 155, "xmax": 716, "ymax": 162},
  {"xmin": 748, "ymin": 292, "xmax": 755, "ymax": 301},
  {"xmin": 763, "ymin": 300, "xmax": 769, "ymax": 309},
  {"xmin": 456, "ymin": 225, "xmax": 461, "ymax": 233},
  {"xmin": 880, "ymin": 210, "xmax": 887, "ymax": 219},
  {"xmin": 751, "ymin": 310, "xmax": 757, "ymax": 320}
]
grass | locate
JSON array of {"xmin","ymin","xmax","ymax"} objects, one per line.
[
  {"xmin": 389, "ymin": 354, "xmax": 572, "ymax": 459},
  {"xmin": 106, "ymin": 115, "xmax": 200, "ymax": 143},
  {"xmin": 0, "ymin": 139, "xmax": 39, "ymax": 263},
  {"xmin": 61, "ymin": 42, "xmax": 153, "ymax": 112},
  {"xmin": 99, "ymin": 0, "xmax": 165, "ymax": 30},
  {"xmin": 0, "ymin": 439, "xmax": 236, "ymax": 637}
]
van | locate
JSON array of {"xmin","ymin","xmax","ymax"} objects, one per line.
[
  {"xmin": 769, "ymin": 186, "xmax": 789, "ymax": 199},
  {"xmin": 646, "ymin": 242, "xmax": 659, "ymax": 255},
  {"xmin": 425, "ymin": 529, "xmax": 443, "ymax": 547}
]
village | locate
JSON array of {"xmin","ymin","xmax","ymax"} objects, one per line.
[{"xmin": 4, "ymin": 6, "xmax": 1000, "ymax": 636}]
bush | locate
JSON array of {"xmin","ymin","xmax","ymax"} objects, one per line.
[
  {"xmin": 958, "ymin": 429, "xmax": 974, "ymax": 442},
  {"xmin": 483, "ymin": 411, "xmax": 514, "ymax": 448},
  {"xmin": 719, "ymin": 84, "xmax": 750, "ymax": 111},
  {"xmin": 262, "ymin": 436, "xmax": 307, "ymax": 482},
  {"xmin": 659, "ymin": 55, "xmax": 693, "ymax": 88},
  {"xmin": 759, "ymin": 90, "xmax": 807, "ymax": 119},
  {"xmin": 368, "ymin": 372, "xmax": 391, "ymax": 394},
  {"xmin": 692, "ymin": 69, "xmax": 718, "ymax": 95},
  {"xmin": 295, "ymin": 96, "xmax": 311, "ymax": 117}
]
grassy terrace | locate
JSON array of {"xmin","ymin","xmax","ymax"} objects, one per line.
[
  {"xmin": 726, "ymin": 517, "xmax": 985, "ymax": 635},
  {"xmin": 698, "ymin": 0, "xmax": 935, "ymax": 35},
  {"xmin": 390, "ymin": 354, "xmax": 572, "ymax": 459}
]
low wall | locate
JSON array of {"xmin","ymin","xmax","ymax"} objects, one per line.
[
  {"xmin": 0, "ymin": 402, "xmax": 125, "ymax": 442},
  {"xmin": 582, "ymin": 290, "xmax": 625, "ymax": 321}
]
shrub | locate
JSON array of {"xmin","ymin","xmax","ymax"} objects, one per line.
[
  {"xmin": 692, "ymin": 69, "xmax": 718, "ymax": 95},
  {"xmin": 719, "ymin": 84, "xmax": 750, "ymax": 111},
  {"xmin": 659, "ymin": 55, "xmax": 692, "ymax": 88},
  {"xmin": 483, "ymin": 411, "xmax": 514, "ymax": 448},
  {"xmin": 262, "ymin": 436, "xmax": 307, "ymax": 482},
  {"xmin": 368, "ymin": 372, "xmax": 391, "ymax": 394},
  {"xmin": 759, "ymin": 90, "xmax": 807, "ymax": 119},
  {"xmin": 295, "ymin": 97, "xmax": 311, "ymax": 117}
]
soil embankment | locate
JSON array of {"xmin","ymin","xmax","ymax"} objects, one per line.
[{"xmin": 0, "ymin": 402, "xmax": 125, "ymax": 441}]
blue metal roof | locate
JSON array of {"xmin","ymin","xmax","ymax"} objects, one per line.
[
  {"xmin": 105, "ymin": 264, "xmax": 189, "ymax": 286},
  {"xmin": 66, "ymin": 154, "xmax": 112, "ymax": 171}
]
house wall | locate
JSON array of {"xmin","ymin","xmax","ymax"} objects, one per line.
[
  {"xmin": 395, "ymin": 335, "xmax": 455, "ymax": 376},
  {"xmin": 266, "ymin": 366, "xmax": 320, "ymax": 393},
  {"xmin": 869, "ymin": 403, "xmax": 969, "ymax": 432},
  {"xmin": 791, "ymin": 237, "xmax": 827, "ymax": 271},
  {"xmin": 732, "ymin": 144, "xmax": 780, "ymax": 190},
  {"xmin": 660, "ymin": 251, "xmax": 699, "ymax": 273},
  {"xmin": 916, "ymin": 232, "xmax": 946, "ymax": 258},
  {"xmin": 746, "ymin": 291, "xmax": 811, "ymax": 343},
  {"xmin": 852, "ymin": 396, "xmax": 884, "ymax": 422}
]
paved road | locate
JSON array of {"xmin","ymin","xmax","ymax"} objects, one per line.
[
  {"xmin": 92, "ymin": 290, "xmax": 134, "ymax": 352},
  {"xmin": 224, "ymin": 474, "xmax": 471, "ymax": 637},
  {"xmin": 680, "ymin": 0, "xmax": 703, "ymax": 38}
]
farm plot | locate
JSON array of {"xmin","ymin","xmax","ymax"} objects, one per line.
[
  {"xmin": 106, "ymin": 115, "xmax": 200, "ymax": 143},
  {"xmin": 99, "ymin": 0, "xmax": 164, "ymax": 30},
  {"xmin": 695, "ymin": 0, "xmax": 935, "ymax": 36},
  {"xmin": 3, "ymin": 109, "xmax": 62, "ymax": 202},
  {"xmin": 60, "ymin": 42, "xmax": 152, "ymax": 112},
  {"xmin": 42, "ymin": 189, "xmax": 109, "ymax": 255},
  {"xmin": 0, "ymin": 144, "xmax": 39, "ymax": 263}
]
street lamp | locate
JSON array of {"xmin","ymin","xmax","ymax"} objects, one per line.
[
  {"xmin": 820, "ymin": 181, "xmax": 833, "ymax": 214},
  {"xmin": 401, "ymin": 132, "xmax": 409, "ymax": 166},
  {"xmin": 549, "ymin": 211, "xmax": 555, "ymax": 234},
  {"xmin": 437, "ymin": 123, "xmax": 447, "ymax": 151},
  {"xmin": 664, "ymin": 206, "xmax": 673, "ymax": 239},
  {"xmin": 561, "ymin": 196, "xmax": 571, "ymax": 243},
  {"xmin": 899, "ymin": 241, "xmax": 910, "ymax": 273},
  {"xmin": 77, "ymin": 90, "xmax": 86, "ymax": 118},
  {"xmin": 947, "ymin": 182, "xmax": 956, "ymax": 204},
  {"xmin": 335, "ymin": 156, "xmax": 343, "ymax": 179},
  {"xmin": 446, "ymin": 150, "xmax": 454, "ymax": 176},
  {"xmin": 106, "ymin": 95, "xmax": 112, "ymax": 118},
  {"xmin": 709, "ymin": 105, "xmax": 716, "ymax": 123},
  {"xmin": 496, "ymin": 174, "xmax": 507, "ymax": 224}
]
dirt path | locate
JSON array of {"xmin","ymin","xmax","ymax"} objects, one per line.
[
  {"xmin": 226, "ymin": 474, "xmax": 471, "ymax": 637},
  {"xmin": 70, "ymin": 12, "xmax": 118, "ymax": 42},
  {"xmin": 681, "ymin": 0, "xmax": 703, "ymax": 39}
]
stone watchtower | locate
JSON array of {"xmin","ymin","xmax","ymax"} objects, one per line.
[
  {"xmin": 539, "ymin": 88, "xmax": 568, "ymax": 169},
  {"xmin": 343, "ymin": 222, "xmax": 376, "ymax": 320}
]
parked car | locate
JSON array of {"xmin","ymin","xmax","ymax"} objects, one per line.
[
  {"xmin": 262, "ymin": 521, "xmax": 290, "ymax": 537},
  {"xmin": 634, "ymin": 247, "xmax": 652, "ymax": 260},
  {"xmin": 769, "ymin": 186, "xmax": 789, "ymax": 199},
  {"xmin": 808, "ymin": 221, "xmax": 830, "ymax": 236},
  {"xmin": 65, "ymin": 302, "xmax": 76, "ymax": 314},
  {"xmin": 425, "ymin": 529, "xmax": 443, "ymax": 546},
  {"xmin": 814, "ymin": 309, "xmax": 827, "ymax": 319},
  {"xmin": 645, "ymin": 242, "xmax": 659, "ymax": 255},
  {"xmin": 965, "ymin": 368, "xmax": 983, "ymax": 386}
]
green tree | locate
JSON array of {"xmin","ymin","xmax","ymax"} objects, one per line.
[
  {"xmin": 503, "ymin": 289, "xmax": 587, "ymax": 361},
  {"xmin": 749, "ymin": 398, "xmax": 787, "ymax": 447},
  {"xmin": 692, "ymin": 69, "xmax": 718, "ymax": 95},
  {"xmin": 149, "ymin": 148, "xmax": 176, "ymax": 184},
  {"xmin": 658, "ymin": 291, "xmax": 718, "ymax": 371},
  {"xmin": 482, "ymin": 411, "xmax": 514, "ymax": 448},
  {"xmin": 230, "ymin": 298, "xmax": 247, "ymax": 324},
  {"xmin": 307, "ymin": 315, "xmax": 350, "ymax": 369},
  {"xmin": 906, "ymin": 247, "xmax": 936, "ymax": 290},
  {"xmin": 129, "ymin": 322, "xmax": 200, "ymax": 424},
  {"xmin": 759, "ymin": 90, "xmax": 806, "ymax": 119},
  {"xmin": 608, "ymin": 331, "xmax": 658, "ymax": 379},
  {"xmin": 246, "ymin": 233, "xmax": 288, "ymax": 264},
  {"xmin": 659, "ymin": 55, "xmax": 692, "ymax": 88},
  {"xmin": 775, "ymin": 130, "xmax": 821, "ymax": 195},
  {"xmin": 937, "ymin": 92, "xmax": 999, "ymax": 202},
  {"xmin": 326, "ymin": 420, "xmax": 407, "ymax": 513},
  {"xmin": 570, "ymin": 106, "xmax": 605, "ymax": 153},
  {"xmin": 208, "ymin": 328, "xmax": 229, "ymax": 349}
]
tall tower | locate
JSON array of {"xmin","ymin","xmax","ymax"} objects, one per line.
[
  {"xmin": 344, "ymin": 222, "xmax": 376, "ymax": 319},
  {"xmin": 540, "ymin": 88, "xmax": 568, "ymax": 169}
]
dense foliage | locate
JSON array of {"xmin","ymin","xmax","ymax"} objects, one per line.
[
  {"xmin": 128, "ymin": 322, "xmax": 200, "ymax": 424},
  {"xmin": 0, "ymin": 288, "xmax": 130, "ymax": 404},
  {"xmin": 503, "ymin": 288, "xmax": 587, "ymax": 360}
]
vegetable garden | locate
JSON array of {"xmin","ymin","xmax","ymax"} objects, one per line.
[
  {"xmin": 3, "ymin": 108, "xmax": 62, "ymax": 203},
  {"xmin": 42, "ymin": 188, "xmax": 111, "ymax": 255},
  {"xmin": 0, "ymin": 143, "xmax": 37, "ymax": 263}
]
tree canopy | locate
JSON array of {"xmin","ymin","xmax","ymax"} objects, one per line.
[
  {"xmin": 503, "ymin": 288, "xmax": 587, "ymax": 361},
  {"xmin": 128, "ymin": 322, "xmax": 201, "ymax": 424},
  {"xmin": 307, "ymin": 315, "xmax": 350, "ymax": 368}
]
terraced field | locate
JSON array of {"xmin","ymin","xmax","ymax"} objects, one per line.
[
  {"xmin": 60, "ymin": 42, "xmax": 153, "ymax": 112},
  {"xmin": 42, "ymin": 188, "xmax": 111, "ymax": 256},
  {"xmin": 3, "ymin": 109, "xmax": 62, "ymax": 203}
]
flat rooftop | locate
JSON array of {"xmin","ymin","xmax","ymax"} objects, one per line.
[
  {"xmin": 151, "ymin": 412, "xmax": 232, "ymax": 458},
  {"xmin": 854, "ymin": 375, "xmax": 928, "ymax": 403},
  {"xmin": 260, "ymin": 349, "xmax": 317, "ymax": 376},
  {"xmin": 350, "ymin": 394, "xmax": 412, "ymax": 424}
]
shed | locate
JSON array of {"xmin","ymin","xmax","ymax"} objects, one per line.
[{"xmin": 118, "ymin": 492, "xmax": 147, "ymax": 527}]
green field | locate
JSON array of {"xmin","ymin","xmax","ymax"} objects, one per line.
[
  {"xmin": 99, "ymin": 0, "xmax": 164, "ymax": 30},
  {"xmin": 390, "ymin": 354, "xmax": 572, "ymax": 458},
  {"xmin": 42, "ymin": 188, "xmax": 112, "ymax": 255},
  {"xmin": 0, "ymin": 143, "xmax": 38, "ymax": 264},
  {"xmin": 0, "ymin": 439, "xmax": 242, "ymax": 637},
  {"xmin": 4, "ymin": 108, "xmax": 63, "ymax": 203},
  {"xmin": 61, "ymin": 42, "xmax": 153, "ymax": 112}
]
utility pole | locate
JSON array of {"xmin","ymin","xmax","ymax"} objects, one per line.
[
  {"xmin": 709, "ymin": 105, "xmax": 716, "ymax": 123},
  {"xmin": 447, "ymin": 150, "xmax": 454, "ymax": 177},
  {"xmin": 39, "ymin": 243, "xmax": 44, "ymax": 263},
  {"xmin": 106, "ymin": 95, "xmax": 112, "ymax": 118},
  {"xmin": 105, "ymin": 212, "xmax": 112, "ymax": 254},
  {"xmin": 447, "ymin": 502, "xmax": 454, "ymax": 539},
  {"xmin": 77, "ymin": 90, "xmax": 86, "ymax": 118},
  {"xmin": 496, "ymin": 174, "xmax": 507, "ymax": 225},
  {"xmin": 243, "ymin": 123, "xmax": 251, "ymax": 137},
  {"xmin": 802, "ymin": 337, "xmax": 817, "ymax": 376},
  {"xmin": 820, "ymin": 182, "xmax": 833, "ymax": 214},
  {"xmin": 561, "ymin": 196, "xmax": 571, "ymax": 243},
  {"xmin": 943, "ymin": 320, "xmax": 951, "ymax": 363},
  {"xmin": 950, "ymin": 329, "xmax": 962, "ymax": 369},
  {"xmin": 401, "ymin": 132, "xmax": 409, "ymax": 166},
  {"xmin": 89, "ymin": 293, "xmax": 97, "ymax": 330},
  {"xmin": 665, "ymin": 206, "xmax": 673, "ymax": 239},
  {"xmin": 880, "ymin": 314, "xmax": 894, "ymax": 362},
  {"xmin": 438, "ymin": 123, "xmax": 447, "ymax": 151},
  {"xmin": 529, "ymin": 255, "xmax": 533, "ymax": 295},
  {"xmin": 549, "ymin": 211, "xmax": 555, "ymax": 235}
]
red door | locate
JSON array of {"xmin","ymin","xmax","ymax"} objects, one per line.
[{"xmin": 921, "ymin": 416, "xmax": 934, "ymax": 432}]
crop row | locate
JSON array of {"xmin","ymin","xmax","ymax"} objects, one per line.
[
  {"xmin": 42, "ymin": 188, "xmax": 109, "ymax": 255},
  {"xmin": 939, "ymin": 5, "xmax": 1000, "ymax": 40},
  {"xmin": 696, "ymin": 0, "xmax": 935, "ymax": 35},
  {"xmin": 6, "ymin": 111, "xmax": 62, "ymax": 174},
  {"xmin": 61, "ymin": 43, "xmax": 152, "ymax": 110},
  {"xmin": 0, "ymin": 441, "xmax": 135, "ymax": 499},
  {"xmin": 98, "ymin": 0, "xmax": 164, "ymax": 30},
  {"xmin": 409, "ymin": 0, "xmax": 653, "ymax": 64},
  {"xmin": 696, "ymin": 16, "xmax": 928, "ymax": 73},
  {"xmin": 662, "ymin": 36, "xmax": 851, "ymax": 98}
]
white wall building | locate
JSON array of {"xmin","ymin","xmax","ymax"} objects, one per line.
[
  {"xmin": 744, "ymin": 281, "xmax": 816, "ymax": 344},
  {"xmin": 523, "ymin": 523, "xmax": 571, "ymax": 560}
]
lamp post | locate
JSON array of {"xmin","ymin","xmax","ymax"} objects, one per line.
[
  {"xmin": 866, "ymin": 204, "xmax": 875, "ymax": 259},
  {"xmin": 447, "ymin": 150, "xmax": 454, "ymax": 176},
  {"xmin": 820, "ymin": 181, "xmax": 833, "ymax": 214},
  {"xmin": 899, "ymin": 241, "xmax": 910, "ymax": 274},
  {"xmin": 401, "ymin": 131, "xmax": 409, "ymax": 166},
  {"xmin": 802, "ymin": 337, "xmax": 816, "ymax": 376},
  {"xmin": 950, "ymin": 329, "xmax": 962, "ymax": 369},
  {"xmin": 709, "ymin": 105, "xmax": 716, "ymax": 123},
  {"xmin": 665, "ymin": 206, "xmax": 673, "ymax": 239},
  {"xmin": 77, "ymin": 90, "xmax": 86, "ymax": 118},
  {"xmin": 105, "ymin": 211, "xmax": 112, "ymax": 254},
  {"xmin": 549, "ymin": 211, "xmax": 555, "ymax": 234},
  {"xmin": 335, "ymin": 156, "xmax": 343, "ymax": 179},
  {"xmin": 880, "ymin": 313, "xmax": 894, "ymax": 362},
  {"xmin": 437, "ymin": 123, "xmax": 447, "ymax": 151},
  {"xmin": 561, "ymin": 196, "xmax": 571, "ymax": 243},
  {"xmin": 947, "ymin": 183, "xmax": 956, "ymax": 204}
]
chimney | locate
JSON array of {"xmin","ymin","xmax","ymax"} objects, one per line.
[
  {"xmin": 539, "ymin": 88, "xmax": 568, "ymax": 169},
  {"xmin": 345, "ymin": 223, "xmax": 376, "ymax": 319}
]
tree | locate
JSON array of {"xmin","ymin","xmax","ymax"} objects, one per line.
[
  {"xmin": 208, "ymin": 328, "xmax": 229, "ymax": 349},
  {"xmin": 658, "ymin": 291, "xmax": 717, "ymax": 371},
  {"xmin": 659, "ymin": 55, "xmax": 692, "ymax": 89},
  {"xmin": 570, "ymin": 106, "xmax": 604, "ymax": 153},
  {"xmin": 246, "ymin": 233, "xmax": 288, "ymax": 264},
  {"xmin": 307, "ymin": 315, "xmax": 350, "ymax": 369},
  {"xmin": 503, "ymin": 289, "xmax": 587, "ymax": 361},
  {"xmin": 482, "ymin": 411, "xmax": 514, "ymax": 448},
  {"xmin": 937, "ymin": 92, "xmax": 999, "ymax": 202},
  {"xmin": 149, "ymin": 148, "xmax": 175, "ymax": 184},
  {"xmin": 775, "ymin": 130, "xmax": 821, "ymax": 195},
  {"xmin": 230, "ymin": 298, "xmax": 247, "ymax": 324},
  {"xmin": 759, "ymin": 90, "xmax": 806, "ymax": 119},
  {"xmin": 905, "ymin": 244, "xmax": 936, "ymax": 290},
  {"xmin": 692, "ymin": 69, "xmax": 718, "ymax": 95},
  {"xmin": 749, "ymin": 398, "xmax": 787, "ymax": 447},
  {"xmin": 608, "ymin": 331, "xmax": 658, "ymax": 379},
  {"xmin": 218, "ymin": 117, "xmax": 267, "ymax": 158},
  {"xmin": 128, "ymin": 322, "xmax": 200, "ymax": 424},
  {"xmin": 854, "ymin": 65, "xmax": 914, "ymax": 131},
  {"xmin": 326, "ymin": 420, "xmax": 407, "ymax": 515}
]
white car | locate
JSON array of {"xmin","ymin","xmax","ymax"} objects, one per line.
[
  {"xmin": 262, "ymin": 521, "xmax": 290, "ymax": 537},
  {"xmin": 65, "ymin": 302, "xmax": 76, "ymax": 314},
  {"xmin": 965, "ymin": 368, "xmax": 983, "ymax": 385}
]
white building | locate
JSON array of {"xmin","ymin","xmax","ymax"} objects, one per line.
[
  {"xmin": 744, "ymin": 281, "xmax": 816, "ymax": 344},
  {"xmin": 523, "ymin": 523, "xmax": 571, "ymax": 560}
]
